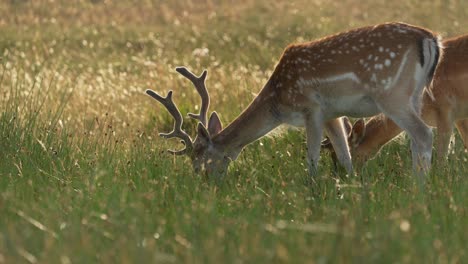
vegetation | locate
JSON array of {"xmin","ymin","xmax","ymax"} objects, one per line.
[{"xmin": 0, "ymin": 0, "xmax": 466, "ymax": 263}]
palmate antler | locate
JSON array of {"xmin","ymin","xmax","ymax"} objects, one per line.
[{"xmin": 146, "ymin": 67, "xmax": 211, "ymax": 155}]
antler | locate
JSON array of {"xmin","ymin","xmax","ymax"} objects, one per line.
[
  {"xmin": 145, "ymin": 89, "xmax": 193, "ymax": 155},
  {"xmin": 175, "ymin": 67, "xmax": 210, "ymax": 126}
]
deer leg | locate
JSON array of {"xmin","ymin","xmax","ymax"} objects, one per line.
[
  {"xmin": 385, "ymin": 109, "xmax": 432, "ymax": 177},
  {"xmin": 376, "ymin": 57, "xmax": 434, "ymax": 178},
  {"xmin": 402, "ymin": 115, "xmax": 432, "ymax": 176},
  {"xmin": 324, "ymin": 117, "xmax": 353, "ymax": 175},
  {"xmin": 434, "ymin": 110, "xmax": 454, "ymax": 164},
  {"xmin": 305, "ymin": 111, "xmax": 323, "ymax": 177},
  {"xmin": 378, "ymin": 92, "xmax": 432, "ymax": 177},
  {"xmin": 455, "ymin": 119, "xmax": 468, "ymax": 150}
]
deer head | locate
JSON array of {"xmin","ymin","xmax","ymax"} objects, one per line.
[{"xmin": 146, "ymin": 67, "xmax": 230, "ymax": 177}]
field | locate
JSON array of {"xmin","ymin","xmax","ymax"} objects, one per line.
[{"xmin": 0, "ymin": 0, "xmax": 467, "ymax": 263}]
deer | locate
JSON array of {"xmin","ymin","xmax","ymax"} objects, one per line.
[
  {"xmin": 323, "ymin": 34, "xmax": 468, "ymax": 166},
  {"xmin": 146, "ymin": 22, "xmax": 441, "ymax": 179}
]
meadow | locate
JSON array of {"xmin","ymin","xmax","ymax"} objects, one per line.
[{"xmin": 0, "ymin": 0, "xmax": 467, "ymax": 263}]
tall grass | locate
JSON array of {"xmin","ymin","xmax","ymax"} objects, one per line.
[{"xmin": 0, "ymin": 1, "xmax": 467, "ymax": 263}]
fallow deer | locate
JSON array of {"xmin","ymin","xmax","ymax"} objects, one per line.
[
  {"xmin": 146, "ymin": 22, "xmax": 441, "ymax": 179},
  {"xmin": 325, "ymin": 34, "xmax": 468, "ymax": 165}
]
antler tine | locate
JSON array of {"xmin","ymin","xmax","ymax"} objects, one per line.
[
  {"xmin": 146, "ymin": 89, "xmax": 193, "ymax": 155},
  {"xmin": 175, "ymin": 67, "xmax": 210, "ymax": 126}
]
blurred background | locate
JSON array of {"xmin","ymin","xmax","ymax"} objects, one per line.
[{"xmin": 1, "ymin": 0, "xmax": 467, "ymax": 134}]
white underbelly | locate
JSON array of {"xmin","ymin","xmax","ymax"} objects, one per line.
[
  {"xmin": 281, "ymin": 94, "xmax": 381, "ymax": 126},
  {"xmin": 321, "ymin": 94, "xmax": 381, "ymax": 119},
  {"xmin": 284, "ymin": 112, "xmax": 305, "ymax": 127}
]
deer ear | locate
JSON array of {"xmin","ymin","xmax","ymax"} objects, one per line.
[
  {"xmin": 351, "ymin": 119, "xmax": 366, "ymax": 146},
  {"xmin": 208, "ymin": 112, "xmax": 223, "ymax": 135},
  {"xmin": 197, "ymin": 122, "xmax": 211, "ymax": 144}
]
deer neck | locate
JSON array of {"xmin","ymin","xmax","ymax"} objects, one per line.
[{"xmin": 212, "ymin": 90, "xmax": 281, "ymax": 160}]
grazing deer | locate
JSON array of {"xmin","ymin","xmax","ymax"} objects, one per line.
[
  {"xmin": 324, "ymin": 34, "xmax": 468, "ymax": 165},
  {"xmin": 146, "ymin": 22, "xmax": 440, "ymax": 178}
]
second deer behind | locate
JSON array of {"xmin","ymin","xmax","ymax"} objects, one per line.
[{"xmin": 327, "ymin": 34, "xmax": 468, "ymax": 166}]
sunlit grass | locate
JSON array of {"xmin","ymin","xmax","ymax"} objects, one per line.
[{"xmin": 0, "ymin": 1, "xmax": 467, "ymax": 263}]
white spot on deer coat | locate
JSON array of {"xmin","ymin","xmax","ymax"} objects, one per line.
[{"xmin": 374, "ymin": 64, "xmax": 383, "ymax": 70}]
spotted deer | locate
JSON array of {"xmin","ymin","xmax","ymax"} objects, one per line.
[
  {"xmin": 325, "ymin": 34, "xmax": 468, "ymax": 165},
  {"xmin": 146, "ymin": 22, "xmax": 441, "ymax": 179}
]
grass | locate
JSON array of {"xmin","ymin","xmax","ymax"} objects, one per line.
[{"xmin": 0, "ymin": 0, "xmax": 467, "ymax": 263}]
